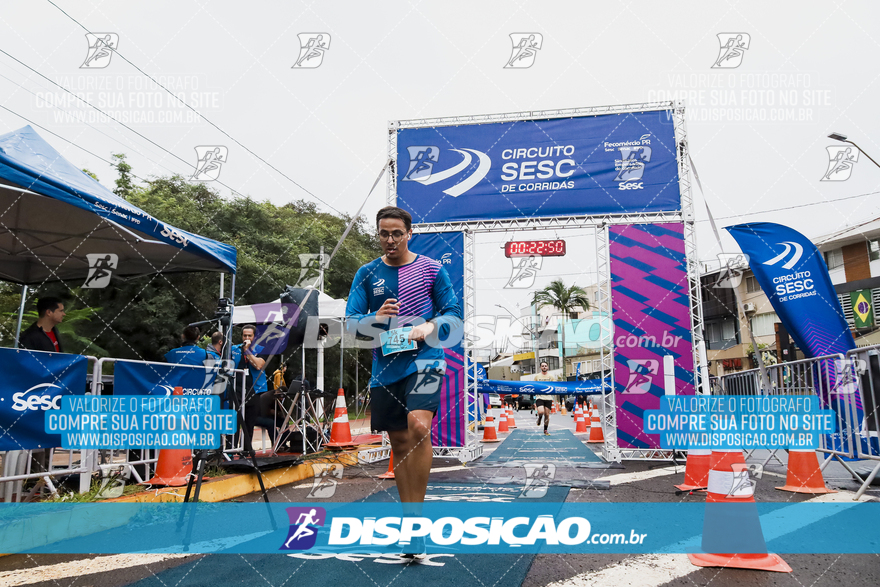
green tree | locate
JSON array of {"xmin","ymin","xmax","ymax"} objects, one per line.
[
  {"xmin": 532, "ymin": 279, "xmax": 591, "ymax": 375},
  {"xmin": 111, "ymin": 153, "xmax": 135, "ymax": 197}
]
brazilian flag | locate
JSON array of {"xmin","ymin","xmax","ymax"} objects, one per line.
[{"xmin": 850, "ymin": 289, "xmax": 875, "ymax": 328}]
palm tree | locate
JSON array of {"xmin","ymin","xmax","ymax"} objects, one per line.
[{"xmin": 532, "ymin": 279, "xmax": 591, "ymax": 376}]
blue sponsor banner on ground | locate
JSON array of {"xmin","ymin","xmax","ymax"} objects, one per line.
[
  {"xmin": 644, "ymin": 395, "xmax": 836, "ymax": 450},
  {"xmin": 0, "ymin": 348, "xmax": 87, "ymax": 451},
  {"xmin": 1, "ymin": 502, "xmax": 877, "ymax": 554},
  {"xmin": 114, "ymin": 359, "xmax": 220, "ymax": 396},
  {"xmin": 396, "ymin": 110, "xmax": 680, "ymax": 223}
]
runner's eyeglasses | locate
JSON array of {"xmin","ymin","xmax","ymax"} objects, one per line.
[{"xmin": 379, "ymin": 231, "xmax": 407, "ymax": 242}]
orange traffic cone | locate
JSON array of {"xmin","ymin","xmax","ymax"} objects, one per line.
[
  {"xmin": 575, "ymin": 409, "xmax": 589, "ymax": 434},
  {"xmin": 481, "ymin": 416, "xmax": 501, "ymax": 443},
  {"xmin": 378, "ymin": 450, "xmax": 395, "ymax": 479},
  {"xmin": 688, "ymin": 449, "xmax": 791, "ymax": 573},
  {"xmin": 507, "ymin": 406, "xmax": 517, "ymax": 429},
  {"xmin": 776, "ymin": 449, "xmax": 836, "ymax": 494},
  {"xmin": 324, "ymin": 388, "xmax": 356, "ymax": 450},
  {"xmin": 587, "ymin": 407, "xmax": 604, "ymax": 443},
  {"xmin": 146, "ymin": 387, "xmax": 193, "ymax": 487},
  {"xmin": 675, "ymin": 449, "xmax": 711, "ymax": 491},
  {"xmin": 498, "ymin": 410, "xmax": 510, "ymax": 433},
  {"xmin": 561, "ymin": 404, "xmax": 567, "ymax": 415}
]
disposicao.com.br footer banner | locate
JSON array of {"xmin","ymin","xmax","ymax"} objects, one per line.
[{"xmin": 1, "ymin": 502, "xmax": 877, "ymax": 555}]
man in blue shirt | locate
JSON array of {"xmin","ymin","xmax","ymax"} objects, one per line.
[
  {"xmin": 164, "ymin": 326, "xmax": 210, "ymax": 366},
  {"xmin": 236, "ymin": 324, "xmax": 270, "ymax": 446},
  {"xmin": 346, "ymin": 206, "xmax": 462, "ymax": 558}
]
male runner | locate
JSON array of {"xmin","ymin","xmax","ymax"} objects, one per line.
[
  {"xmin": 346, "ymin": 206, "xmax": 462, "ymax": 559},
  {"xmin": 534, "ymin": 361, "xmax": 554, "ymax": 435}
]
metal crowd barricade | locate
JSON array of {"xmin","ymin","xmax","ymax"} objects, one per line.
[
  {"xmin": 717, "ymin": 353, "xmax": 873, "ymax": 497},
  {"xmin": 844, "ymin": 344, "xmax": 880, "ymax": 499},
  {"xmin": 1, "ymin": 352, "xmax": 97, "ymax": 503},
  {"xmin": 90, "ymin": 358, "xmax": 249, "ymax": 482}
]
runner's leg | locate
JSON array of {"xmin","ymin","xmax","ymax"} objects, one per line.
[{"xmin": 387, "ymin": 409, "xmax": 434, "ymax": 507}]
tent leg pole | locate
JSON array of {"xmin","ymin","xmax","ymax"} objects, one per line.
[{"xmin": 13, "ymin": 285, "xmax": 27, "ymax": 349}]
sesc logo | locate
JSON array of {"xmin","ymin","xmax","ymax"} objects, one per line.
[
  {"xmin": 440, "ymin": 252, "xmax": 453, "ymax": 265},
  {"xmin": 617, "ymin": 182, "xmax": 643, "ymax": 191},
  {"xmin": 12, "ymin": 383, "xmax": 64, "ymax": 412}
]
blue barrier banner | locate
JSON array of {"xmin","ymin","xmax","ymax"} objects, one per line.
[
  {"xmin": 396, "ymin": 110, "xmax": 680, "ymax": 223},
  {"xmin": 644, "ymin": 395, "xmax": 836, "ymax": 449},
  {"xmin": 46, "ymin": 396, "xmax": 236, "ymax": 449},
  {"xmin": 1, "ymin": 502, "xmax": 877, "ymax": 554},
  {"xmin": 114, "ymin": 359, "xmax": 220, "ymax": 396},
  {"xmin": 0, "ymin": 348, "xmax": 87, "ymax": 451},
  {"xmin": 476, "ymin": 378, "xmax": 611, "ymax": 395}
]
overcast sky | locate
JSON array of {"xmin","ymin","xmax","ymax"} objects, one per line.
[{"xmin": 2, "ymin": 1, "xmax": 879, "ymax": 321}]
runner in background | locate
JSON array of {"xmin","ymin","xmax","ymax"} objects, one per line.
[{"xmin": 534, "ymin": 361, "xmax": 554, "ymax": 436}]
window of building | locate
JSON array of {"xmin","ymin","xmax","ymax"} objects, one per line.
[
  {"xmin": 745, "ymin": 275, "xmax": 760, "ymax": 293},
  {"xmin": 749, "ymin": 312, "xmax": 780, "ymax": 337},
  {"xmin": 870, "ymin": 239, "xmax": 880, "ymax": 262},
  {"xmin": 722, "ymin": 319, "xmax": 736, "ymax": 340},
  {"xmin": 825, "ymin": 249, "xmax": 844, "ymax": 270}
]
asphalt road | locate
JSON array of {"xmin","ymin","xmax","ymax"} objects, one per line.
[{"xmin": 2, "ymin": 408, "xmax": 878, "ymax": 587}]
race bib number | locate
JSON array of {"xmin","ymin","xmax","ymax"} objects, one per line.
[{"xmin": 380, "ymin": 327, "xmax": 417, "ymax": 356}]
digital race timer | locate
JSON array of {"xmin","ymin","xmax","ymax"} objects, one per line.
[{"xmin": 504, "ymin": 240, "xmax": 566, "ymax": 257}]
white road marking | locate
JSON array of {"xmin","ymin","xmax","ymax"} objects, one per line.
[
  {"xmin": 0, "ymin": 554, "xmax": 194, "ymax": 587},
  {"xmin": 548, "ymin": 488, "xmax": 873, "ymax": 586},
  {"xmin": 546, "ymin": 553, "xmax": 695, "ymax": 587},
  {"xmin": 596, "ymin": 466, "xmax": 680, "ymax": 486}
]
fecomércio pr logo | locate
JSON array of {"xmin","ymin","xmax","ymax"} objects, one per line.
[
  {"xmin": 711, "ymin": 33, "xmax": 750, "ymax": 68},
  {"xmin": 281, "ymin": 507, "xmax": 326, "ymax": 551}
]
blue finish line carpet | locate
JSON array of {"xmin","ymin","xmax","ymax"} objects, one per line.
[
  {"xmin": 126, "ymin": 483, "xmax": 568, "ymax": 587},
  {"xmin": 479, "ymin": 429, "xmax": 605, "ymax": 466}
]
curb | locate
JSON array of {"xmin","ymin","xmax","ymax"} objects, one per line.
[{"xmin": 109, "ymin": 450, "xmax": 362, "ymax": 503}]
